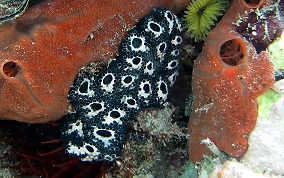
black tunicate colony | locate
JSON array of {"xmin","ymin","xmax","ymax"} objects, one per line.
[{"xmin": 60, "ymin": 7, "xmax": 183, "ymax": 161}]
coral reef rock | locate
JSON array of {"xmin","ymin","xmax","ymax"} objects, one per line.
[
  {"xmin": 242, "ymin": 94, "xmax": 284, "ymax": 175},
  {"xmin": 0, "ymin": 0, "xmax": 29, "ymax": 23}
]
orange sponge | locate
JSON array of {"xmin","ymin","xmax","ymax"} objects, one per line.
[{"xmin": 188, "ymin": 0, "xmax": 275, "ymax": 162}]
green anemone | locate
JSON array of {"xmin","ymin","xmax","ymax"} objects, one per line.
[{"xmin": 184, "ymin": 0, "xmax": 228, "ymax": 42}]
